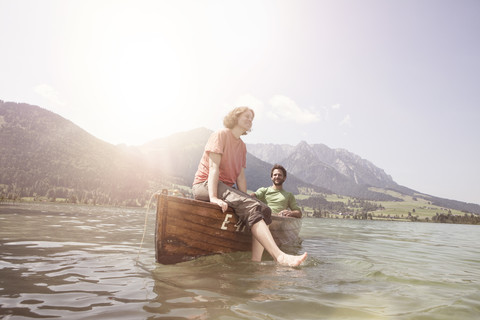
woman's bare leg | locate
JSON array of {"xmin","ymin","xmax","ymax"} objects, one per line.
[
  {"xmin": 251, "ymin": 237, "xmax": 264, "ymax": 262},
  {"xmin": 251, "ymin": 220, "xmax": 307, "ymax": 266}
]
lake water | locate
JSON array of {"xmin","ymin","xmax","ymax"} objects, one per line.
[{"xmin": 1, "ymin": 202, "xmax": 479, "ymax": 319}]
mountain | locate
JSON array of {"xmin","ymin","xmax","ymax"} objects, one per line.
[
  {"xmin": 139, "ymin": 128, "xmax": 327, "ymax": 195},
  {"xmin": 1, "ymin": 100, "xmax": 479, "ymax": 214},
  {"xmin": 248, "ymin": 141, "xmax": 402, "ymax": 200},
  {"xmin": 248, "ymin": 141, "xmax": 397, "ymax": 188},
  {"xmin": 139, "ymin": 127, "xmax": 212, "ymax": 186},
  {"xmin": 248, "ymin": 142, "xmax": 480, "ymax": 213},
  {"xmin": 0, "ymin": 101, "xmax": 325, "ymax": 206},
  {"xmin": 0, "ymin": 101, "xmax": 153, "ymax": 205}
]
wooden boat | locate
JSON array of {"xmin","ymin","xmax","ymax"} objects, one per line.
[{"xmin": 155, "ymin": 191, "xmax": 302, "ymax": 264}]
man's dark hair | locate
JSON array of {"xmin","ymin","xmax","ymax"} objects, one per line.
[{"xmin": 271, "ymin": 164, "xmax": 287, "ymax": 178}]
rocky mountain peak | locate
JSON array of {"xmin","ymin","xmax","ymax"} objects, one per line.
[{"xmin": 248, "ymin": 140, "xmax": 399, "ymax": 199}]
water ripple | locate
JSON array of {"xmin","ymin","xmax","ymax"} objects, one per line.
[{"xmin": 1, "ymin": 203, "xmax": 479, "ymax": 319}]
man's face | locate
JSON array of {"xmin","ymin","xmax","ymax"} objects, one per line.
[{"xmin": 271, "ymin": 169, "xmax": 286, "ymax": 186}]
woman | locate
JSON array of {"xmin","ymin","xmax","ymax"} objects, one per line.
[{"xmin": 192, "ymin": 106, "xmax": 307, "ymax": 267}]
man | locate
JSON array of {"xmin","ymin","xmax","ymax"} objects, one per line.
[{"xmin": 252, "ymin": 164, "xmax": 302, "ymax": 218}]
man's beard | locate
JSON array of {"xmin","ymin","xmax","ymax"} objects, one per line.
[{"xmin": 273, "ymin": 180, "xmax": 284, "ymax": 186}]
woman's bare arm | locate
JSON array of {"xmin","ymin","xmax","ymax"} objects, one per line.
[
  {"xmin": 208, "ymin": 152, "xmax": 228, "ymax": 212},
  {"xmin": 236, "ymin": 167, "xmax": 247, "ymax": 193}
]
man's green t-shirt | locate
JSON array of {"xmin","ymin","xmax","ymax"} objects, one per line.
[{"xmin": 254, "ymin": 187, "xmax": 300, "ymax": 214}]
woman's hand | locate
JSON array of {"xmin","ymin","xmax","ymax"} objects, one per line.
[{"xmin": 211, "ymin": 197, "xmax": 228, "ymax": 212}]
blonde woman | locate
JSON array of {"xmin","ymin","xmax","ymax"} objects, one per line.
[{"xmin": 192, "ymin": 107, "xmax": 307, "ymax": 267}]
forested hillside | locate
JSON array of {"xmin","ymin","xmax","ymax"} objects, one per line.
[{"xmin": 1, "ymin": 101, "xmax": 162, "ymax": 205}]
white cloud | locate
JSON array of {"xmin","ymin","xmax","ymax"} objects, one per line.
[
  {"xmin": 321, "ymin": 103, "xmax": 342, "ymax": 122},
  {"xmin": 267, "ymin": 95, "xmax": 321, "ymax": 124},
  {"xmin": 339, "ymin": 114, "xmax": 352, "ymax": 127},
  {"xmin": 34, "ymin": 84, "xmax": 65, "ymax": 106}
]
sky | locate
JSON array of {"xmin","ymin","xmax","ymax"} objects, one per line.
[{"xmin": 1, "ymin": 0, "xmax": 479, "ymax": 205}]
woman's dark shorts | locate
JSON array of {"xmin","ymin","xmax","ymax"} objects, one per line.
[{"xmin": 192, "ymin": 181, "xmax": 272, "ymax": 228}]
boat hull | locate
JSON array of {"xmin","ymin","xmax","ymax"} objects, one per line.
[{"xmin": 155, "ymin": 193, "xmax": 302, "ymax": 264}]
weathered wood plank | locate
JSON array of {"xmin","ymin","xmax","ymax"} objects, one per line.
[{"xmin": 155, "ymin": 193, "xmax": 302, "ymax": 264}]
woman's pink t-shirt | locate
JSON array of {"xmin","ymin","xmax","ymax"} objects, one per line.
[{"xmin": 193, "ymin": 128, "xmax": 247, "ymax": 187}]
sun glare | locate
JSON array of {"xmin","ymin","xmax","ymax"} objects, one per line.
[
  {"xmin": 58, "ymin": 1, "xmax": 276, "ymax": 145},
  {"xmin": 68, "ymin": 2, "xmax": 190, "ymax": 144}
]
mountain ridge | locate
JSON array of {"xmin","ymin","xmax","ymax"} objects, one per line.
[
  {"xmin": 247, "ymin": 140, "xmax": 401, "ymax": 200},
  {"xmin": 1, "ymin": 100, "xmax": 479, "ymax": 214}
]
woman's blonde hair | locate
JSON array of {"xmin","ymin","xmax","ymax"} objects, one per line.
[{"xmin": 223, "ymin": 106, "xmax": 255, "ymax": 135}]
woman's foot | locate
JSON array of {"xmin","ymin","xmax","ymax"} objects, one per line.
[{"xmin": 276, "ymin": 252, "xmax": 308, "ymax": 267}]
